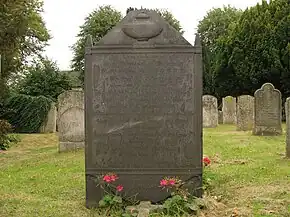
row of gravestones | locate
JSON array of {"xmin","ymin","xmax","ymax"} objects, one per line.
[
  {"xmin": 203, "ymin": 83, "xmax": 282, "ymax": 135},
  {"xmin": 203, "ymin": 94, "xmax": 254, "ymax": 130},
  {"xmin": 43, "ymin": 82, "xmax": 288, "ymax": 155}
]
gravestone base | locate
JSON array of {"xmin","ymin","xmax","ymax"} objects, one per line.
[
  {"xmin": 59, "ymin": 141, "xmax": 85, "ymax": 152},
  {"xmin": 253, "ymin": 126, "xmax": 282, "ymax": 136},
  {"xmin": 85, "ymin": 173, "xmax": 202, "ymax": 208}
]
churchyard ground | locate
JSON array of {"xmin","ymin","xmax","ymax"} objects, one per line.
[{"xmin": 0, "ymin": 125, "xmax": 289, "ymax": 217}]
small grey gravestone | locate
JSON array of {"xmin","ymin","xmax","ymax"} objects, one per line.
[
  {"xmin": 202, "ymin": 95, "xmax": 218, "ymax": 128},
  {"xmin": 58, "ymin": 88, "xmax": 85, "ymax": 152},
  {"xmin": 253, "ymin": 83, "xmax": 282, "ymax": 136},
  {"xmin": 84, "ymin": 9, "xmax": 203, "ymax": 208},
  {"xmin": 237, "ymin": 95, "xmax": 254, "ymax": 131},
  {"xmin": 40, "ymin": 102, "xmax": 57, "ymax": 133},
  {"xmin": 218, "ymin": 111, "xmax": 223, "ymax": 124},
  {"xmin": 222, "ymin": 96, "xmax": 237, "ymax": 124},
  {"xmin": 285, "ymin": 97, "xmax": 290, "ymax": 158}
]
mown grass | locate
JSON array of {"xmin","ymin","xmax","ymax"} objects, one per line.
[{"xmin": 0, "ymin": 125, "xmax": 289, "ymax": 217}]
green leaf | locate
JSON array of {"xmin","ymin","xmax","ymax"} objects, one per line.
[
  {"xmin": 98, "ymin": 200, "xmax": 107, "ymax": 208},
  {"xmin": 103, "ymin": 194, "xmax": 113, "ymax": 203},
  {"xmin": 171, "ymin": 195, "xmax": 182, "ymax": 202},
  {"xmin": 113, "ymin": 196, "xmax": 122, "ymax": 204},
  {"xmin": 185, "ymin": 202, "xmax": 199, "ymax": 211}
]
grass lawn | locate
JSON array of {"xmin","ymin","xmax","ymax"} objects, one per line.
[{"xmin": 0, "ymin": 125, "xmax": 289, "ymax": 217}]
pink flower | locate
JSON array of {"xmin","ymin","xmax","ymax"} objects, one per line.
[
  {"xmin": 168, "ymin": 179, "xmax": 176, "ymax": 186},
  {"xmin": 103, "ymin": 173, "xmax": 119, "ymax": 183},
  {"xmin": 203, "ymin": 157, "xmax": 211, "ymax": 166},
  {"xmin": 103, "ymin": 175, "xmax": 112, "ymax": 183},
  {"xmin": 116, "ymin": 185, "xmax": 124, "ymax": 192},
  {"xmin": 160, "ymin": 179, "xmax": 168, "ymax": 187},
  {"xmin": 110, "ymin": 174, "xmax": 118, "ymax": 182}
]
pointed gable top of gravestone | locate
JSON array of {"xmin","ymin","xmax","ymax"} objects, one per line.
[{"xmin": 96, "ymin": 9, "xmax": 192, "ymax": 46}]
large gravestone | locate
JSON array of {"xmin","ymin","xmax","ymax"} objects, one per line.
[
  {"xmin": 237, "ymin": 95, "xmax": 254, "ymax": 131},
  {"xmin": 202, "ymin": 95, "xmax": 218, "ymax": 128},
  {"xmin": 253, "ymin": 83, "xmax": 282, "ymax": 136},
  {"xmin": 222, "ymin": 96, "xmax": 237, "ymax": 124},
  {"xmin": 285, "ymin": 98, "xmax": 290, "ymax": 158},
  {"xmin": 58, "ymin": 88, "xmax": 85, "ymax": 152},
  {"xmin": 84, "ymin": 10, "xmax": 203, "ymax": 208}
]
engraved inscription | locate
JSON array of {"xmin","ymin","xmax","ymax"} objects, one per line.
[
  {"xmin": 92, "ymin": 53, "xmax": 194, "ymax": 114},
  {"xmin": 255, "ymin": 91, "xmax": 280, "ymax": 126}
]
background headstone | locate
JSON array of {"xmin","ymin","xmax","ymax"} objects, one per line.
[
  {"xmin": 222, "ymin": 96, "xmax": 236, "ymax": 124},
  {"xmin": 237, "ymin": 95, "xmax": 254, "ymax": 131},
  {"xmin": 202, "ymin": 95, "xmax": 218, "ymax": 128},
  {"xmin": 85, "ymin": 10, "xmax": 203, "ymax": 208},
  {"xmin": 218, "ymin": 111, "xmax": 223, "ymax": 124},
  {"xmin": 58, "ymin": 88, "xmax": 84, "ymax": 152},
  {"xmin": 285, "ymin": 97, "xmax": 290, "ymax": 158},
  {"xmin": 40, "ymin": 102, "xmax": 56, "ymax": 133},
  {"xmin": 253, "ymin": 83, "xmax": 282, "ymax": 136}
]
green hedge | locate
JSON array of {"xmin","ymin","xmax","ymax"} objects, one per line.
[{"xmin": 2, "ymin": 94, "xmax": 52, "ymax": 133}]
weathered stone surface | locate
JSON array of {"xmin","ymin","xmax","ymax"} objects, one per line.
[
  {"xmin": 285, "ymin": 97, "xmax": 290, "ymax": 158},
  {"xmin": 202, "ymin": 95, "xmax": 218, "ymax": 128},
  {"xmin": 85, "ymin": 10, "xmax": 203, "ymax": 208},
  {"xmin": 58, "ymin": 88, "xmax": 84, "ymax": 152},
  {"xmin": 253, "ymin": 83, "xmax": 282, "ymax": 136},
  {"xmin": 222, "ymin": 96, "xmax": 236, "ymax": 124},
  {"xmin": 237, "ymin": 95, "xmax": 254, "ymax": 131},
  {"xmin": 218, "ymin": 111, "xmax": 223, "ymax": 124},
  {"xmin": 40, "ymin": 102, "xmax": 56, "ymax": 133}
]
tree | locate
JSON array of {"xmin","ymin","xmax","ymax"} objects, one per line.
[
  {"xmin": 0, "ymin": 0, "xmax": 50, "ymax": 99},
  {"xmin": 71, "ymin": 5, "xmax": 184, "ymax": 84},
  {"xmin": 197, "ymin": 6, "xmax": 242, "ymax": 97},
  {"xmin": 197, "ymin": 0, "xmax": 290, "ymax": 103},
  {"xmin": 16, "ymin": 57, "xmax": 73, "ymax": 101},
  {"xmin": 71, "ymin": 5, "xmax": 123, "ymax": 83},
  {"xmin": 226, "ymin": 0, "xmax": 290, "ymax": 97}
]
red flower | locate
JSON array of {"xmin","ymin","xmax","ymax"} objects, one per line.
[
  {"xmin": 103, "ymin": 175, "xmax": 112, "ymax": 183},
  {"xmin": 203, "ymin": 157, "xmax": 211, "ymax": 166},
  {"xmin": 168, "ymin": 179, "xmax": 176, "ymax": 186},
  {"xmin": 103, "ymin": 173, "xmax": 119, "ymax": 183},
  {"xmin": 110, "ymin": 174, "xmax": 118, "ymax": 182},
  {"xmin": 160, "ymin": 179, "xmax": 168, "ymax": 187},
  {"xmin": 116, "ymin": 185, "xmax": 123, "ymax": 192}
]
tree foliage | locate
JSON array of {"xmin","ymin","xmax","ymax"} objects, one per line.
[
  {"xmin": 0, "ymin": 0, "xmax": 50, "ymax": 93},
  {"xmin": 71, "ymin": 5, "xmax": 184, "ymax": 84},
  {"xmin": 2, "ymin": 94, "xmax": 52, "ymax": 133},
  {"xmin": 71, "ymin": 5, "xmax": 123, "ymax": 82},
  {"xmin": 197, "ymin": 6, "xmax": 242, "ymax": 97},
  {"xmin": 198, "ymin": 0, "xmax": 290, "ymax": 101},
  {"xmin": 16, "ymin": 57, "xmax": 73, "ymax": 101}
]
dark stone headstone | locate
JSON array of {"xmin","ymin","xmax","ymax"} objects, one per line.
[{"xmin": 84, "ymin": 9, "xmax": 203, "ymax": 208}]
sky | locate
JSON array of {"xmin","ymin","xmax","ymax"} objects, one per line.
[{"xmin": 42, "ymin": 0, "xmax": 262, "ymax": 71}]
